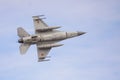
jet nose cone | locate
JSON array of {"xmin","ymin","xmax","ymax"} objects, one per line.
[{"xmin": 77, "ymin": 31, "xmax": 86, "ymax": 35}]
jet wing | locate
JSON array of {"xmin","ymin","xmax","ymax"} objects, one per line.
[
  {"xmin": 36, "ymin": 43, "xmax": 51, "ymax": 62},
  {"xmin": 33, "ymin": 16, "xmax": 48, "ymax": 33},
  {"xmin": 33, "ymin": 16, "xmax": 61, "ymax": 35}
]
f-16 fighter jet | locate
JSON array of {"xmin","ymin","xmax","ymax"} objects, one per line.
[{"xmin": 17, "ymin": 15, "xmax": 85, "ymax": 62}]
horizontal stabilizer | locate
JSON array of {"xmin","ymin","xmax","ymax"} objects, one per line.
[
  {"xmin": 17, "ymin": 27, "xmax": 30, "ymax": 38},
  {"xmin": 19, "ymin": 43, "xmax": 31, "ymax": 54}
]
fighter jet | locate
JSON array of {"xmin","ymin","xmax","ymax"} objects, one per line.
[{"xmin": 17, "ymin": 15, "xmax": 85, "ymax": 62}]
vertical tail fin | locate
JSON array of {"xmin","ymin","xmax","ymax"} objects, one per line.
[
  {"xmin": 19, "ymin": 43, "xmax": 31, "ymax": 55},
  {"xmin": 17, "ymin": 27, "xmax": 30, "ymax": 38}
]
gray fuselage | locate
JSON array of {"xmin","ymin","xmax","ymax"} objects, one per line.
[{"xmin": 18, "ymin": 31, "xmax": 84, "ymax": 44}]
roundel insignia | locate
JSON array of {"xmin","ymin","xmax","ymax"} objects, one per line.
[{"xmin": 41, "ymin": 53, "xmax": 44, "ymax": 56}]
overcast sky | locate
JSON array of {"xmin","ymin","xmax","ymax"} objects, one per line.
[{"xmin": 0, "ymin": 0, "xmax": 120, "ymax": 80}]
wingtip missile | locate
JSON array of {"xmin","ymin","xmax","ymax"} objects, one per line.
[
  {"xmin": 38, "ymin": 59, "xmax": 50, "ymax": 62},
  {"xmin": 32, "ymin": 15, "xmax": 45, "ymax": 19}
]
